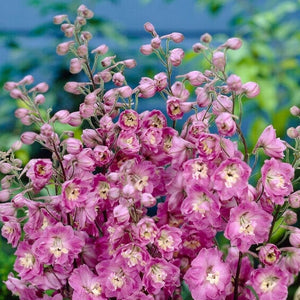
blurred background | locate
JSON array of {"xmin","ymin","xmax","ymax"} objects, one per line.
[{"xmin": 0, "ymin": 0, "xmax": 299, "ymax": 299}]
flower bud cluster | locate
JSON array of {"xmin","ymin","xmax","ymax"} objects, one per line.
[{"xmin": 1, "ymin": 5, "xmax": 299, "ymax": 300}]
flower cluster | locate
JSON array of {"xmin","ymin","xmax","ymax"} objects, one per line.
[{"xmin": 1, "ymin": 4, "xmax": 300, "ymax": 300}]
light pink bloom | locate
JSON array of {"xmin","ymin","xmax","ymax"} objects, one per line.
[
  {"xmin": 261, "ymin": 157, "xmax": 294, "ymax": 204},
  {"xmin": 254, "ymin": 125, "xmax": 286, "ymax": 159},
  {"xmin": 143, "ymin": 258, "xmax": 180, "ymax": 296},
  {"xmin": 1, "ymin": 218, "xmax": 21, "ymax": 247},
  {"xmin": 116, "ymin": 130, "xmax": 141, "ymax": 155},
  {"xmin": 69, "ymin": 264, "xmax": 105, "ymax": 300},
  {"xmin": 247, "ymin": 266, "xmax": 289, "ymax": 300},
  {"xmin": 154, "ymin": 72, "xmax": 168, "ymax": 91},
  {"xmin": 212, "ymin": 157, "xmax": 251, "ymax": 200},
  {"xmin": 137, "ymin": 77, "xmax": 156, "ymax": 98},
  {"xmin": 32, "ymin": 222, "xmax": 84, "ymax": 265},
  {"xmin": 224, "ymin": 201, "xmax": 273, "ymax": 252},
  {"xmin": 118, "ymin": 109, "xmax": 140, "ymax": 131},
  {"xmin": 133, "ymin": 217, "xmax": 158, "ymax": 246},
  {"xmin": 184, "ymin": 248, "xmax": 232, "ymax": 300}
]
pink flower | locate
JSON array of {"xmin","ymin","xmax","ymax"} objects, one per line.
[
  {"xmin": 69, "ymin": 264, "xmax": 105, "ymax": 300},
  {"xmin": 197, "ymin": 133, "xmax": 221, "ymax": 161},
  {"xmin": 154, "ymin": 72, "xmax": 168, "ymax": 91},
  {"xmin": 259, "ymin": 244, "xmax": 281, "ymax": 266},
  {"xmin": 118, "ymin": 109, "xmax": 140, "ymax": 131},
  {"xmin": 247, "ymin": 266, "xmax": 289, "ymax": 300},
  {"xmin": 169, "ymin": 48, "xmax": 184, "ymax": 66},
  {"xmin": 96, "ymin": 258, "xmax": 142, "ymax": 299},
  {"xmin": 224, "ymin": 201, "xmax": 273, "ymax": 252},
  {"xmin": 1, "ymin": 218, "xmax": 21, "ymax": 247},
  {"xmin": 261, "ymin": 158, "xmax": 294, "ymax": 204},
  {"xmin": 143, "ymin": 258, "xmax": 180, "ymax": 296},
  {"xmin": 254, "ymin": 125, "xmax": 286, "ymax": 159},
  {"xmin": 117, "ymin": 130, "xmax": 141, "ymax": 155},
  {"xmin": 32, "ymin": 222, "xmax": 84, "ymax": 265},
  {"xmin": 26, "ymin": 159, "xmax": 53, "ymax": 192},
  {"xmin": 184, "ymin": 248, "xmax": 232, "ymax": 300},
  {"xmin": 212, "ymin": 157, "xmax": 251, "ymax": 200},
  {"xmin": 154, "ymin": 224, "xmax": 182, "ymax": 260},
  {"xmin": 215, "ymin": 112, "xmax": 236, "ymax": 136},
  {"xmin": 133, "ymin": 217, "xmax": 158, "ymax": 246}
]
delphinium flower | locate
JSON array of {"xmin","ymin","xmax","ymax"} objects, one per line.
[
  {"xmin": 247, "ymin": 266, "xmax": 289, "ymax": 300},
  {"xmin": 183, "ymin": 248, "xmax": 232, "ymax": 300},
  {"xmin": 224, "ymin": 201, "xmax": 273, "ymax": 252}
]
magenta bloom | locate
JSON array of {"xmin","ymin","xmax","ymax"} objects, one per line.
[
  {"xmin": 118, "ymin": 109, "xmax": 140, "ymax": 131},
  {"xmin": 184, "ymin": 248, "xmax": 232, "ymax": 300},
  {"xmin": 258, "ymin": 244, "xmax": 281, "ymax": 266},
  {"xmin": 26, "ymin": 158, "xmax": 53, "ymax": 192},
  {"xmin": 69, "ymin": 264, "xmax": 105, "ymax": 300},
  {"xmin": 96, "ymin": 258, "xmax": 142, "ymax": 299},
  {"xmin": 32, "ymin": 222, "xmax": 84, "ymax": 265},
  {"xmin": 212, "ymin": 157, "xmax": 251, "ymax": 200},
  {"xmin": 247, "ymin": 266, "xmax": 289, "ymax": 300},
  {"xmin": 143, "ymin": 258, "xmax": 180, "ymax": 296},
  {"xmin": 224, "ymin": 201, "xmax": 273, "ymax": 252},
  {"xmin": 261, "ymin": 158, "xmax": 294, "ymax": 204}
]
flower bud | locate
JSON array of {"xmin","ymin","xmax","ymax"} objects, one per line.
[
  {"xmin": 77, "ymin": 4, "xmax": 94, "ymax": 19},
  {"xmin": 20, "ymin": 132, "xmax": 38, "ymax": 144},
  {"xmin": 64, "ymin": 82, "xmax": 83, "ymax": 95},
  {"xmin": 40, "ymin": 123, "xmax": 53, "ymax": 137},
  {"xmin": 144, "ymin": 22, "xmax": 156, "ymax": 35},
  {"xmin": 1, "ymin": 175, "xmax": 14, "ymax": 189},
  {"xmin": 289, "ymin": 227, "xmax": 300, "ymax": 248},
  {"xmin": 283, "ymin": 210, "xmax": 297, "ymax": 225},
  {"xmin": 141, "ymin": 193, "xmax": 157, "ymax": 207},
  {"xmin": 170, "ymin": 32, "xmax": 184, "ymax": 43},
  {"xmin": 223, "ymin": 37, "xmax": 242, "ymax": 50},
  {"xmin": 75, "ymin": 16, "xmax": 86, "ymax": 26},
  {"xmin": 4, "ymin": 81, "xmax": 18, "ymax": 91},
  {"xmin": 97, "ymin": 70, "xmax": 112, "ymax": 83},
  {"xmin": 154, "ymin": 72, "xmax": 168, "ymax": 91},
  {"xmin": 140, "ymin": 44, "xmax": 153, "ymax": 55},
  {"xmin": 113, "ymin": 204, "xmax": 130, "ymax": 224},
  {"xmin": 91, "ymin": 44, "xmax": 109, "ymax": 55},
  {"xmin": 53, "ymin": 14, "xmax": 67, "ymax": 24},
  {"xmin": 287, "ymin": 127, "xmax": 298, "ymax": 139},
  {"xmin": 68, "ymin": 112, "xmax": 82, "ymax": 127},
  {"xmin": 34, "ymin": 94, "xmax": 45, "ymax": 105},
  {"xmin": 212, "ymin": 51, "xmax": 226, "ymax": 72},
  {"xmin": 200, "ymin": 33, "xmax": 212, "ymax": 43},
  {"xmin": 70, "ymin": 58, "xmax": 83, "ymax": 74},
  {"xmin": 192, "ymin": 42, "xmax": 207, "ymax": 53},
  {"xmin": 101, "ymin": 56, "xmax": 115, "ymax": 67},
  {"xmin": 80, "ymin": 31, "xmax": 92, "ymax": 41},
  {"xmin": 290, "ymin": 105, "xmax": 300, "ymax": 116},
  {"xmin": 52, "ymin": 110, "xmax": 70, "ymax": 124},
  {"xmin": 169, "ymin": 48, "xmax": 184, "ymax": 67},
  {"xmin": 77, "ymin": 45, "xmax": 88, "ymax": 57},
  {"xmin": 118, "ymin": 86, "xmax": 132, "ymax": 98},
  {"xmin": 0, "ymin": 163, "xmax": 12, "ymax": 174},
  {"xmin": 14, "ymin": 108, "xmax": 29, "ymax": 119},
  {"xmin": 31, "ymin": 82, "xmax": 49, "ymax": 93},
  {"xmin": 10, "ymin": 88, "xmax": 24, "ymax": 99},
  {"xmin": 242, "ymin": 81, "xmax": 260, "ymax": 98},
  {"xmin": 20, "ymin": 115, "xmax": 33, "ymax": 126},
  {"xmin": 61, "ymin": 24, "xmax": 75, "ymax": 37},
  {"xmin": 151, "ymin": 36, "xmax": 161, "ymax": 49},
  {"xmin": 0, "ymin": 190, "xmax": 10, "ymax": 202},
  {"xmin": 56, "ymin": 41, "xmax": 74, "ymax": 55},
  {"xmin": 226, "ymin": 74, "xmax": 242, "ymax": 92},
  {"xmin": 19, "ymin": 75, "xmax": 34, "ymax": 85},
  {"xmin": 65, "ymin": 138, "xmax": 83, "ymax": 154},
  {"xmin": 289, "ymin": 191, "xmax": 300, "ymax": 208},
  {"xmin": 123, "ymin": 59, "xmax": 136, "ymax": 69},
  {"xmin": 112, "ymin": 72, "xmax": 125, "ymax": 86},
  {"xmin": 195, "ymin": 87, "xmax": 210, "ymax": 107},
  {"xmin": 185, "ymin": 71, "xmax": 206, "ymax": 86}
]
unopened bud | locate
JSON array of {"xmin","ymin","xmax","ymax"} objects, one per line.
[
  {"xmin": 227, "ymin": 74, "xmax": 242, "ymax": 92},
  {"xmin": 14, "ymin": 108, "xmax": 29, "ymax": 119},
  {"xmin": 112, "ymin": 72, "xmax": 125, "ymax": 86},
  {"xmin": 287, "ymin": 127, "xmax": 298, "ymax": 139},
  {"xmin": 212, "ymin": 51, "xmax": 226, "ymax": 72},
  {"xmin": 151, "ymin": 36, "xmax": 161, "ymax": 49},
  {"xmin": 223, "ymin": 37, "xmax": 242, "ymax": 50},
  {"xmin": 70, "ymin": 58, "xmax": 83, "ymax": 74},
  {"xmin": 56, "ymin": 41, "xmax": 74, "ymax": 55},
  {"xmin": 0, "ymin": 190, "xmax": 10, "ymax": 202},
  {"xmin": 53, "ymin": 14, "xmax": 67, "ymax": 24},
  {"xmin": 123, "ymin": 59, "xmax": 136, "ymax": 69},
  {"xmin": 144, "ymin": 22, "xmax": 156, "ymax": 35},
  {"xmin": 200, "ymin": 33, "xmax": 212, "ymax": 43},
  {"xmin": 34, "ymin": 94, "xmax": 46, "ymax": 105},
  {"xmin": 31, "ymin": 82, "xmax": 49, "ymax": 93},
  {"xmin": 118, "ymin": 86, "xmax": 132, "ymax": 98},
  {"xmin": 101, "ymin": 56, "xmax": 115, "ymax": 67},
  {"xmin": 283, "ymin": 210, "xmax": 297, "ymax": 225},
  {"xmin": 289, "ymin": 191, "xmax": 300, "ymax": 208},
  {"xmin": 11, "ymin": 140, "xmax": 22, "ymax": 151},
  {"xmin": 4, "ymin": 81, "xmax": 18, "ymax": 91},
  {"xmin": 65, "ymin": 137, "xmax": 83, "ymax": 154},
  {"xmin": 81, "ymin": 31, "xmax": 92, "ymax": 41},
  {"xmin": 170, "ymin": 32, "xmax": 184, "ymax": 43},
  {"xmin": 140, "ymin": 44, "xmax": 153, "ymax": 55},
  {"xmin": 77, "ymin": 45, "xmax": 88, "ymax": 57},
  {"xmin": 242, "ymin": 81, "xmax": 260, "ymax": 98},
  {"xmin": 0, "ymin": 163, "xmax": 12, "ymax": 174},
  {"xmin": 20, "ymin": 132, "xmax": 38, "ymax": 144},
  {"xmin": 19, "ymin": 75, "xmax": 34, "ymax": 85},
  {"xmin": 192, "ymin": 42, "xmax": 207, "ymax": 53},
  {"xmin": 77, "ymin": 4, "xmax": 94, "ymax": 19},
  {"xmin": 290, "ymin": 105, "xmax": 300, "ymax": 116},
  {"xmin": 91, "ymin": 44, "xmax": 109, "ymax": 55},
  {"xmin": 68, "ymin": 111, "xmax": 82, "ymax": 127}
]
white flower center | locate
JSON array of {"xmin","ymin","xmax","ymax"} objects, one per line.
[
  {"xmin": 239, "ymin": 213, "xmax": 254, "ymax": 235},
  {"xmin": 206, "ymin": 266, "xmax": 220, "ymax": 284},
  {"xmin": 192, "ymin": 162, "xmax": 208, "ymax": 179},
  {"xmin": 20, "ymin": 252, "xmax": 35, "ymax": 268},
  {"xmin": 151, "ymin": 264, "xmax": 167, "ymax": 283},
  {"xmin": 50, "ymin": 237, "xmax": 68, "ymax": 258},
  {"xmin": 157, "ymin": 231, "xmax": 174, "ymax": 251},
  {"xmin": 223, "ymin": 164, "xmax": 239, "ymax": 188},
  {"xmin": 260, "ymin": 276, "xmax": 278, "ymax": 292}
]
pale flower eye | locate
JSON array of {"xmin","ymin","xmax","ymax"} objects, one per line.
[{"xmin": 260, "ymin": 276, "xmax": 278, "ymax": 292}]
